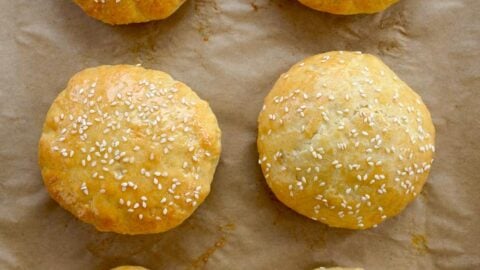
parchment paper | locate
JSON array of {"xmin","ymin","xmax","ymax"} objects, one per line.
[{"xmin": 1, "ymin": 0, "xmax": 479, "ymax": 269}]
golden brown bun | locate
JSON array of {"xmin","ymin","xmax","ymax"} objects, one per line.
[
  {"xmin": 39, "ymin": 65, "xmax": 221, "ymax": 234},
  {"xmin": 111, "ymin": 266, "xmax": 149, "ymax": 270},
  {"xmin": 258, "ymin": 51, "xmax": 435, "ymax": 230},
  {"xmin": 74, "ymin": 0, "xmax": 186, "ymax": 25},
  {"xmin": 298, "ymin": 0, "xmax": 399, "ymax": 15}
]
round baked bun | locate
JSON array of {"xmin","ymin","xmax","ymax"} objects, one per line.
[
  {"xmin": 39, "ymin": 65, "xmax": 221, "ymax": 235},
  {"xmin": 258, "ymin": 51, "xmax": 435, "ymax": 230},
  {"xmin": 73, "ymin": 0, "xmax": 186, "ymax": 25},
  {"xmin": 298, "ymin": 0, "xmax": 399, "ymax": 15},
  {"xmin": 111, "ymin": 266, "xmax": 149, "ymax": 270},
  {"xmin": 314, "ymin": 268, "xmax": 364, "ymax": 270}
]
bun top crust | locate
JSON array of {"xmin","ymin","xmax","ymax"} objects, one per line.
[
  {"xmin": 39, "ymin": 65, "xmax": 221, "ymax": 234},
  {"xmin": 258, "ymin": 51, "xmax": 435, "ymax": 229},
  {"xmin": 298, "ymin": 0, "xmax": 399, "ymax": 15},
  {"xmin": 74, "ymin": 0, "xmax": 186, "ymax": 24}
]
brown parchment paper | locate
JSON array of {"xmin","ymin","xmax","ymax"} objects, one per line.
[{"xmin": 0, "ymin": 0, "xmax": 479, "ymax": 269}]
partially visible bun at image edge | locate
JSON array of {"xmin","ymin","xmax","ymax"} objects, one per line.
[
  {"xmin": 74, "ymin": 0, "xmax": 186, "ymax": 24},
  {"xmin": 111, "ymin": 266, "xmax": 150, "ymax": 270},
  {"xmin": 298, "ymin": 0, "xmax": 400, "ymax": 15}
]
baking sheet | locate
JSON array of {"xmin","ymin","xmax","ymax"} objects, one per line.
[{"xmin": 1, "ymin": 0, "xmax": 479, "ymax": 269}]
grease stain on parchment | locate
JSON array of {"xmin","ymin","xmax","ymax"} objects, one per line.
[
  {"xmin": 189, "ymin": 223, "xmax": 235, "ymax": 269},
  {"xmin": 250, "ymin": 1, "xmax": 259, "ymax": 11},
  {"xmin": 376, "ymin": 10, "xmax": 409, "ymax": 57},
  {"xmin": 193, "ymin": 0, "xmax": 220, "ymax": 41},
  {"xmin": 411, "ymin": 233, "xmax": 428, "ymax": 254}
]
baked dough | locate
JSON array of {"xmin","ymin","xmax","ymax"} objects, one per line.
[
  {"xmin": 73, "ymin": 0, "xmax": 186, "ymax": 25},
  {"xmin": 298, "ymin": 0, "xmax": 399, "ymax": 15},
  {"xmin": 111, "ymin": 266, "xmax": 149, "ymax": 270},
  {"xmin": 39, "ymin": 65, "xmax": 221, "ymax": 234},
  {"xmin": 257, "ymin": 51, "xmax": 435, "ymax": 229}
]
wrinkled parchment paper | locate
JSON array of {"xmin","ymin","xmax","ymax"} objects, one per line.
[{"xmin": 1, "ymin": 0, "xmax": 479, "ymax": 269}]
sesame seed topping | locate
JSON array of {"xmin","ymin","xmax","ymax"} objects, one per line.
[
  {"xmin": 257, "ymin": 52, "xmax": 435, "ymax": 229},
  {"xmin": 43, "ymin": 68, "xmax": 221, "ymax": 228}
]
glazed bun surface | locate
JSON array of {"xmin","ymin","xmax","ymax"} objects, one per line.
[
  {"xmin": 74, "ymin": 0, "xmax": 186, "ymax": 24},
  {"xmin": 298, "ymin": 0, "xmax": 399, "ymax": 15},
  {"xmin": 258, "ymin": 51, "xmax": 435, "ymax": 229},
  {"xmin": 39, "ymin": 65, "xmax": 221, "ymax": 234}
]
